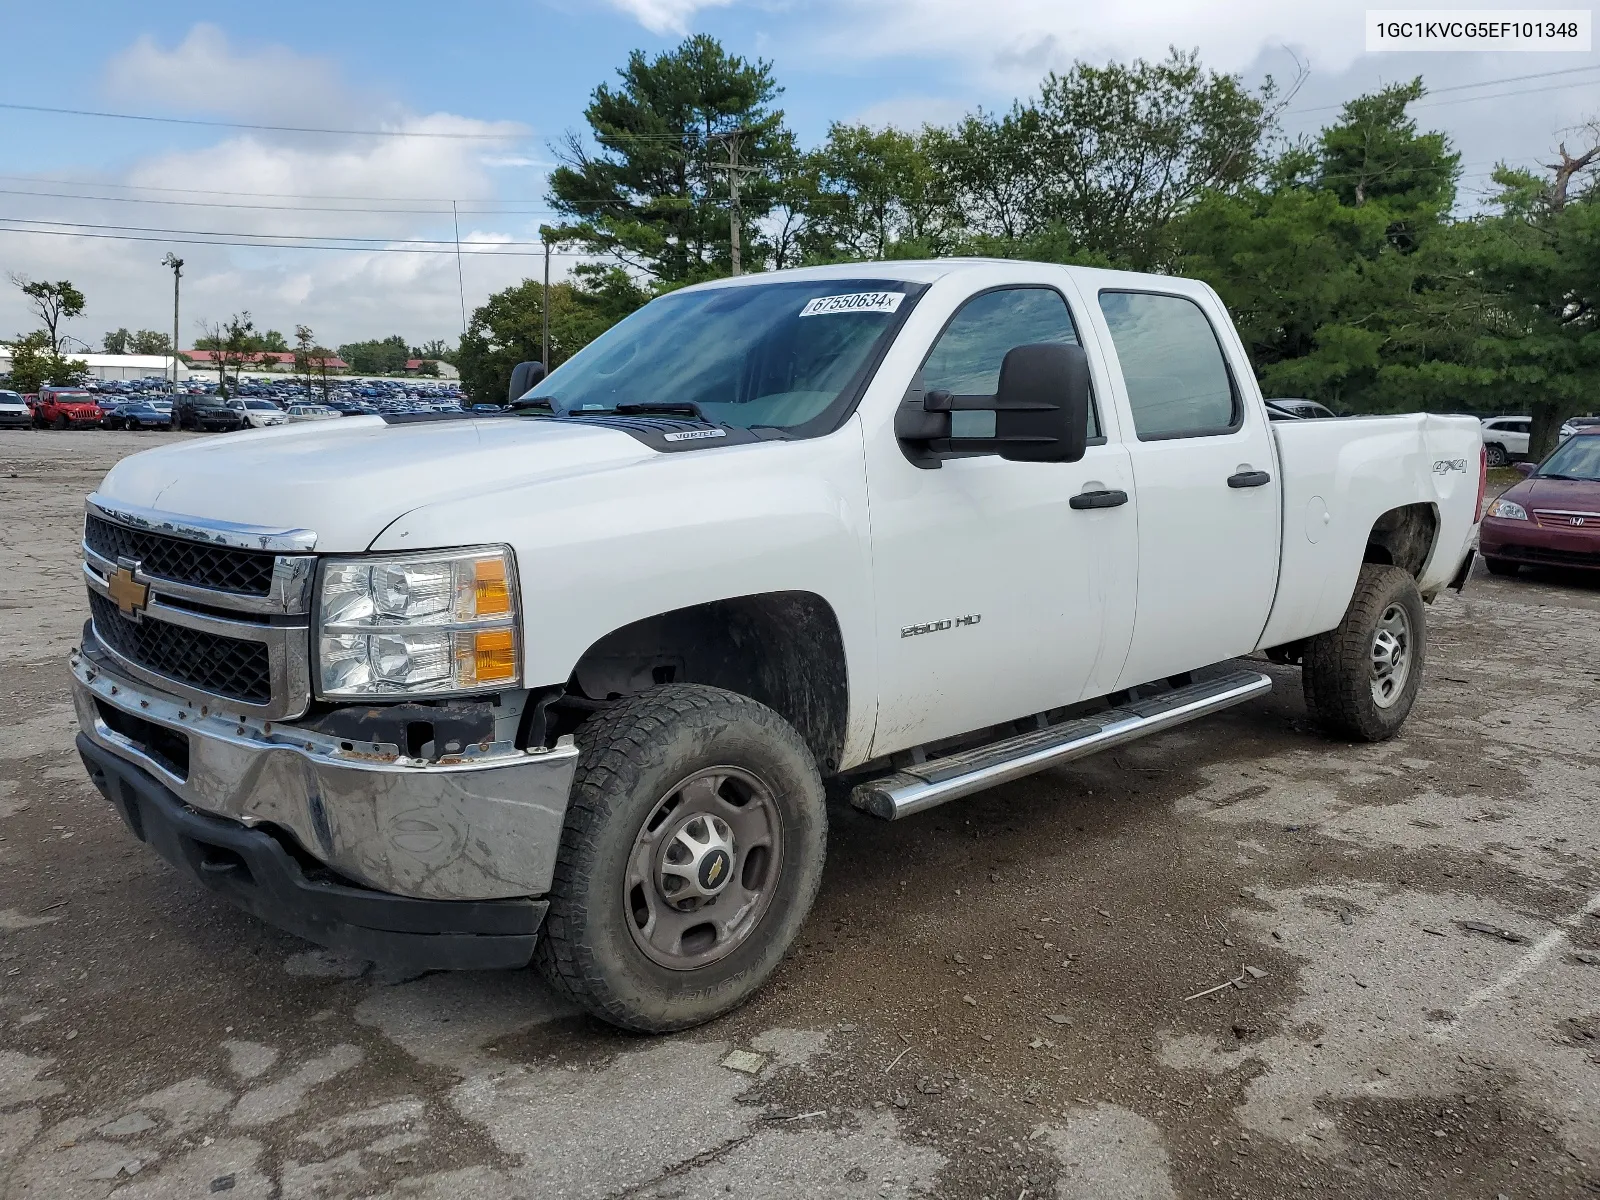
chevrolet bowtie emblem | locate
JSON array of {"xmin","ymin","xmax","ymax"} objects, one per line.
[{"xmin": 107, "ymin": 566, "xmax": 149, "ymax": 617}]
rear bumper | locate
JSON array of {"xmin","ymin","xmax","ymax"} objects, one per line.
[{"xmin": 78, "ymin": 735, "xmax": 544, "ymax": 970}]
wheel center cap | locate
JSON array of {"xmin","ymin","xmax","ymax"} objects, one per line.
[{"xmin": 698, "ymin": 848, "xmax": 732, "ymax": 893}]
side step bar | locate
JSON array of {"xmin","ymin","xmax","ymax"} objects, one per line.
[{"xmin": 851, "ymin": 669, "xmax": 1272, "ymax": 820}]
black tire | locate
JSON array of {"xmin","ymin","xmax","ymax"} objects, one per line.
[
  {"xmin": 536, "ymin": 684, "xmax": 827, "ymax": 1032},
  {"xmin": 1303, "ymin": 564, "xmax": 1426, "ymax": 743},
  {"xmin": 1484, "ymin": 556, "xmax": 1520, "ymax": 577},
  {"xmin": 53, "ymin": 414, "xmax": 68, "ymax": 431},
  {"xmin": 1485, "ymin": 443, "xmax": 1508, "ymax": 467}
]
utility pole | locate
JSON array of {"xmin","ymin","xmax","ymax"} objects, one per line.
[
  {"xmin": 162, "ymin": 253, "xmax": 183, "ymax": 388},
  {"xmin": 538, "ymin": 225, "xmax": 555, "ymax": 368},
  {"xmin": 718, "ymin": 130, "xmax": 757, "ymax": 276}
]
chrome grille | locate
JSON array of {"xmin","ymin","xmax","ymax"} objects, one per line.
[
  {"xmin": 81, "ymin": 495, "xmax": 317, "ymax": 719},
  {"xmin": 85, "ymin": 513, "xmax": 276, "ymax": 595},
  {"xmin": 88, "ymin": 591, "xmax": 272, "ymax": 704}
]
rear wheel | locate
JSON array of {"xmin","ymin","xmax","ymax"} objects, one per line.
[
  {"xmin": 1304, "ymin": 564, "xmax": 1426, "ymax": 742},
  {"xmin": 536, "ymin": 684, "xmax": 827, "ymax": 1032},
  {"xmin": 1484, "ymin": 556, "xmax": 1520, "ymax": 577},
  {"xmin": 1484, "ymin": 443, "xmax": 1509, "ymax": 467}
]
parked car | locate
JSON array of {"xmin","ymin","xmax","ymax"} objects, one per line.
[
  {"xmin": 0, "ymin": 389, "xmax": 30, "ymax": 429},
  {"xmin": 70, "ymin": 259, "xmax": 1482, "ymax": 1033},
  {"xmin": 285, "ymin": 403, "xmax": 340, "ymax": 422},
  {"xmin": 32, "ymin": 387, "xmax": 104, "ymax": 429},
  {"xmin": 103, "ymin": 401, "xmax": 173, "ymax": 431},
  {"xmin": 234, "ymin": 400, "xmax": 288, "ymax": 429},
  {"xmin": 1264, "ymin": 397, "xmax": 1338, "ymax": 420},
  {"xmin": 1479, "ymin": 426, "xmax": 1600, "ymax": 574},
  {"xmin": 175, "ymin": 395, "xmax": 246, "ymax": 432},
  {"xmin": 1481, "ymin": 415, "xmax": 1579, "ymax": 465}
]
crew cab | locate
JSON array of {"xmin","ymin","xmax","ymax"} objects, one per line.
[
  {"xmin": 71, "ymin": 260, "xmax": 1482, "ymax": 1032},
  {"xmin": 34, "ymin": 386, "xmax": 103, "ymax": 429}
]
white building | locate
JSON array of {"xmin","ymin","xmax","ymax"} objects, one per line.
[{"xmin": 0, "ymin": 348, "xmax": 177, "ymax": 382}]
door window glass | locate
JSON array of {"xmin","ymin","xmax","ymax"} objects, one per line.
[
  {"xmin": 921, "ymin": 287, "xmax": 1098, "ymax": 440},
  {"xmin": 1097, "ymin": 291, "xmax": 1239, "ymax": 439}
]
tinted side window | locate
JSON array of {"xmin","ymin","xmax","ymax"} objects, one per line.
[
  {"xmin": 921, "ymin": 287, "xmax": 1098, "ymax": 440},
  {"xmin": 1097, "ymin": 291, "xmax": 1239, "ymax": 440}
]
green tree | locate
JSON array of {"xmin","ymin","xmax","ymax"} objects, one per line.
[
  {"xmin": 11, "ymin": 276, "xmax": 86, "ymax": 355},
  {"xmin": 103, "ymin": 328, "xmax": 132, "ymax": 354},
  {"xmin": 294, "ymin": 324, "xmax": 338, "ymax": 400},
  {"xmin": 798, "ymin": 123, "xmax": 953, "ymax": 262},
  {"xmin": 412, "ymin": 338, "xmax": 453, "ymax": 362},
  {"xmin": 1469, "ymin": 145, "xmax": 1600, "ymax": 457},
  {"xmin": 1022, "ymin": 49, "xmax": 1283, "ymax": 268},
  {"xmin": 5, "ymin": 331, "xmax": 88, "ymax": 393},
  {"xmin": 338, "ymin": 335, "xmax": 411, "ymax": 375},
  {"xmin": 1177, "ymin": 80, "xmax": 1478, "ymax": 414},
  {"xmin": 456, "ymin": 269, "xmax": 649, "ymax": 404},
  {"xmin": 128, "ymin": 330, "xmax": 173, "ymax": 356},
  {"xmin": 196, "ymin": 313, "xmax": 263, "ymax": 396},
  {"xmin": 257, "ymin": 329, "xmax": 290, "ymax": 353},
  {"xmin": 548, "ymin": 34, "xmax": 789, "ymax": 283}
]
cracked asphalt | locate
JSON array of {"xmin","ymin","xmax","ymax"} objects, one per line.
[{"xmin": 2, "ymin": 429, "xmax": 1598, "ymax": 1199}]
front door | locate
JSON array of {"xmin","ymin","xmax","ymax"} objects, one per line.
[
  {"xmin": 864, "ymin": 284, "xmax": 1139, "ymax": 757},
  {"xmin": 1085, "ymin": 287, "xmax": 1281, "ymax": 689}
]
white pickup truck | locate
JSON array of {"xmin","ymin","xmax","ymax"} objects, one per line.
[{"xmin": 71, "ymin": 259, "xmax": 1483, "ymax": 1031}]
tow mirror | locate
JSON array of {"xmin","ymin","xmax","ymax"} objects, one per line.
[
  {"xmin": 507, "ymin": 360, "xmax": 546, "ymax": 405},
  {"xmin": 893, "ymin": 343, "xmax": 1090, "ymax": 467},
  {"xmin": 1512, "ymin": 461, "xmax": 1537, "ymax": 477}
]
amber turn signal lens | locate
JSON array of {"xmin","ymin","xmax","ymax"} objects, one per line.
[
  {"xmin": 471, "ymin": 628, "xmax": 517, "ymax": 683},
  {"xmin": 473, "ymin": 558, "xmax": 511, "ymax": 617}
]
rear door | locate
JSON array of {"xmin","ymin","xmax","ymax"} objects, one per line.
[{"xmin": 1082, "ymin": 286, "xmax": 1281, "ymax": 689}]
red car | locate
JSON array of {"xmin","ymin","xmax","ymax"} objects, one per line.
[
  {"xmin": 32, "ymin": 386, "xmax": 104, "ymax": 429},
  {"xmin": 1480, "ymin": 426, "xmax": 1600, "ymax": 574}
]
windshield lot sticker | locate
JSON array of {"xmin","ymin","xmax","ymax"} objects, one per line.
[
  {"xmin": 663, "ymin": 428, "xmax": 727, "ymax": 442},
  {"xmin": 799, "ymin": 291, "xmax": 906, "ymax": 318}
]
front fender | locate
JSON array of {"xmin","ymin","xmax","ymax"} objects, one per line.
[{"xmin": 369, "ymin": 418, "xmax": 880, "ymax": 769}]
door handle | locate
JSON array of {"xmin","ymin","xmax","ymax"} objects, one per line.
[
  {"xmin": 1069, "ymin": 489, "xmax": 1129, "ymax": 510},
  {"xmin": 1227, "ymin": 470, "xmax": 1271, "ymax": 489}
]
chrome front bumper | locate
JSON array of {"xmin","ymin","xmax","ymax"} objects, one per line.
[{"xmin": 72, "ymin": 636, "xmax": 579, "ymax": 902}]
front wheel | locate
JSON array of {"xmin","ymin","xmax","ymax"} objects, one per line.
[
  {"xmin": 536, "ymin": 685, "xmax": 827, "ymax": 1032},
  {"xmin": 1303, "ymin": 564, "xmax": 1426, "ymax": 742},
  {"xmin": 53, "ymin": 415, "xmax": 68, "ymax": 430}
]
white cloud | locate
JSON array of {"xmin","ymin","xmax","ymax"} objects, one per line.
[
  {"xmin": 0, "ymin": 26, "xmax": 548, "ymax": 354},
  {"xmin": 604, "ymin": 0, "xmax": 738, "ymax": 36}
]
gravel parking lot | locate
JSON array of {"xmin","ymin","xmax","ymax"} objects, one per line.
[{"xmin": 2, "ymin": 429, "xmax": 1598, "ymax": 1200}]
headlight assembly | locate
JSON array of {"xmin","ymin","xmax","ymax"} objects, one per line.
[
  {"xmin": 315, "ymin": 547, "xmax": 520, "ymax": 698},
  {"xmin": 1488, "ymin": 497, "xmax": 1529, "ymax": 521}
]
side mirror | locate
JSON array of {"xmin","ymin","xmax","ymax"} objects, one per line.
[
  {"xmin": 507, "ymin": 360, "xmax": 546, "ymax": 404},
  {"xmin": 895, "ymin": 344, "xmax": 1090, "ymax": 467},
  {"xmin": 987, "ymin": 343, "xmax": 1089, "ymax": 463},
  {"xmin": 1512, "ymin": 461, "xmax": 1537, "ymax": 477}
]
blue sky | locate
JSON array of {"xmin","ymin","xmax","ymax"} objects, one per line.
[{"xmin": 2, "ymin": 0, "xmax": 1595, "ymax": 348}]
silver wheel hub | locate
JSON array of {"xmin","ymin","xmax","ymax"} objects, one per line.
[
  {"xmin": 1369, "ymin": 603, "xmax": 1413, "ymax": 709},
  {"xmin": 625, "ymin": 767, "xmax": 783, "ymax": 971},
  {"xmin": 659, "ymin": 813, "xmax": 736, "ymax": 903}
]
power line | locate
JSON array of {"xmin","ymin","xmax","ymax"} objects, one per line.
[
  {"xmin": 0, "ymin": 215, "xmax": 555, "ymax": 246},
  {"xmin": 1286, "ymin": 64, "xmax": 1600, "ymax": 115},
  {"xmin": 0, "ymin": 186, "xmax": 562, "ymax": 216},
  {"xmin": 0, "ymin": 101, "xmax": 526, "ymax": 140},
  {"xmin": 0, "ymin": 223, "xmax": 591, "ymax": 256}
]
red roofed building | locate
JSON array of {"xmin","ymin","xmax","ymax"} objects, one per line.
[{"xmin": 184, "ymin": 350, "xmax": 348, "ymax": 372}]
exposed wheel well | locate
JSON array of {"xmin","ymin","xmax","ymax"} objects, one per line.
[
  {"xmin": 1363, "ymin": 502, "xmax": 1438, "ymax": 577},
  {"xmin": 565, "ymin": 592, "xmax": 849, "ymax": 773}
]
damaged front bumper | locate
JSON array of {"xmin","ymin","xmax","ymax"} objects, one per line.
[{"xmin": 71, "ymin": 633, "xmax": 579, "ymax": 968}]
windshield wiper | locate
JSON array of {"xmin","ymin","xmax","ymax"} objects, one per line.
[
  {"xmin": 613, "ymin": 400, "xmax": 711, "ymax": 421},
  {"xmin": 1538, "ymin": 472, "xmax": 1579, "ymax": 480}
]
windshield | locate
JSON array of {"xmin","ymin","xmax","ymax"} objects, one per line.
[
  {"xmin": 1537, "ymin": 435, "xmax": 1600, "ymax": 481},
  {"xmin": 524, "ymin": 278, "xmax": 924, "ymax": 435}
]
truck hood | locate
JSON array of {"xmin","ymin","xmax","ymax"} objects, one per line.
[{"xmin": 95, "ymin": 415, "xmax": 657, "ymax": 551}]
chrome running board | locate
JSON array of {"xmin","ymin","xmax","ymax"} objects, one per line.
[{"xmin": 851, "ymin": 669, "xmax": 1272, "ymax": 820}]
